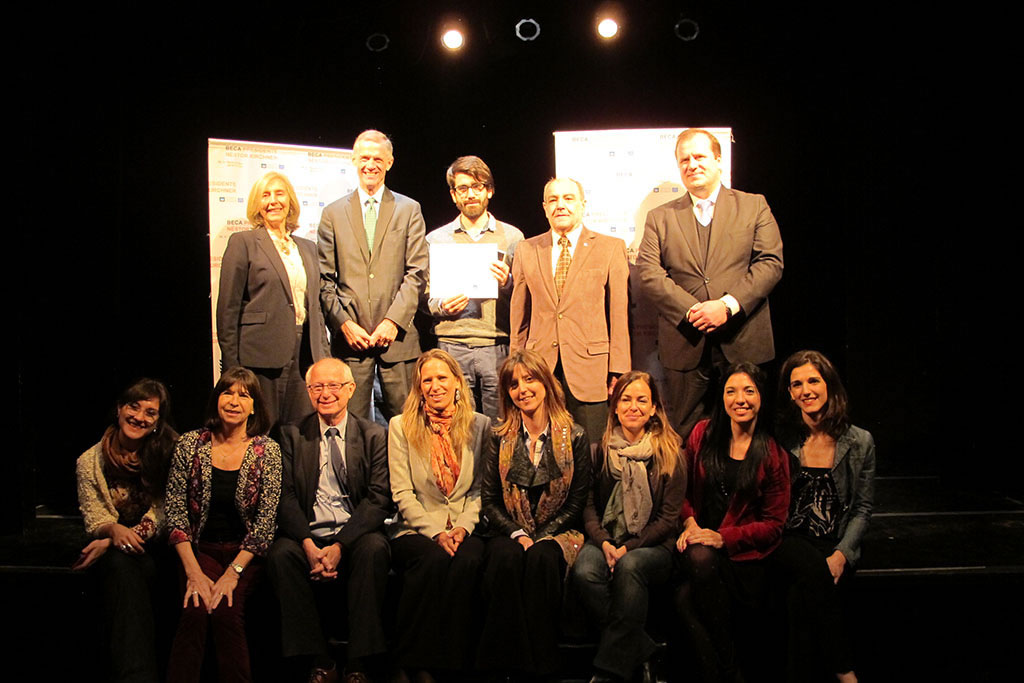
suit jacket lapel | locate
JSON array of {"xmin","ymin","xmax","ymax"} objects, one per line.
[
  {"xmin": 562, "ymin": 227, "xmax": 597, "ymax": 294},
  {"xmin": 345, "ymin": 193, "xmax": 371, "ymax": 263},
  {"xmin": 344, "ymin": 415, "xmax": 363, "ymax": 501},
  {"xmin": 371, "ymin": 188, "xmax": 397, "ymax": 262},
  {"xmin": 298, "ymin": 239, "xmax": 318, "ymax": 315},
  {"xmin": 300, "ymin": 416, "xmax": 323, "ymax": 517},
  {"xmin": 255, "ymin": 227, "xmax": 294, "ymax": 306},
  {"xmin": 536, "ymin": 236, "xmax": 557, "ymax": 304},
  {"xmin": 676, "ymin": 195, "xmax": 704, "ymax": 277},
  {"xmin": 706, "ymin": 186, "xmax": 733, "ymax": 269}
]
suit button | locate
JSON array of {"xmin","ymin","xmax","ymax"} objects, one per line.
[
  {"xmin": 558, "ymin": 313, "xmax": 563, "ymax": 319},
  {"xmin": 369, "ymin": 273, "xmax": 375, "ymax": 279},
  {"xmin": 551, "ymin": 341, "xmax": 559, "ymax": 348},
  {"xmin": 703, "ymin": 277, "xmax": 710, "ymax": 284}
]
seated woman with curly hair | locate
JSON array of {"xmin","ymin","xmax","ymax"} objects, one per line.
[{"xmin": 74, "ymin": 378, "xmax": 178, "ymax": 682}]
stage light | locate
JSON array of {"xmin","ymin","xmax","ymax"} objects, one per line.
[
  {"xmin": 516, "ymin": 18, "xmax": 541, "ymax": 42},
  {"xmin": 674, "ymin": 18, "xmax": 699, "ymax": 42},
  {"xmin": 442, "ymin": 28, "xmax": 464, "ymax": 50},
  {"xmin": 365, "ymin": 33, "xmax": 390, "ymax": 52},
  {"xmin": 597, "ymin": 18, "xmax": 618, "ymax": 39}
]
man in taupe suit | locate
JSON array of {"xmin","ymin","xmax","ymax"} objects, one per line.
[
  {"xmin": 318, "ymin": 130, "xmax": 428, "ymax": 421},
  {"xmin": 637, "ymin": 128, "xmax": 783, "ymax": 440},
  {"xmin": 510, "ymin": 177, "xmax": 630, "ymax": 444}
]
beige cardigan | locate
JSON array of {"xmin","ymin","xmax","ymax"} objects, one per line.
[
  {"xmin": 76, "ymin": 441, "xmax": 165, "ymax": 540},
  {"xmin": 388, "ymin": 413, "xmax": 492, "ymax": 539}
]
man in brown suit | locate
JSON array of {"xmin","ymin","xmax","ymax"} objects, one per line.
[
  {"xmin": 510, "ymin": 177, "xmax": 630, "ymax": 444},
  {"xmin": 636, "ymin": 128, "xmax": 783, "ymax": 440}
]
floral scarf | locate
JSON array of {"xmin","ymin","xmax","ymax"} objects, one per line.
[
  {"xmin": 427, "ymin": 405, "xmax": 460, "ymax": 497},
  {"xmin": 498, "ymin": 416, "xmax": 583, "ymax": 566}
]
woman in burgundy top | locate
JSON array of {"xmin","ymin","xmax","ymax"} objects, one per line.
[{"xmin": 674, "ymin": 362, "xmax": 790, "ymax": 683}]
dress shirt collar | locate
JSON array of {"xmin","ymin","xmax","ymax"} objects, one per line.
[
  {"xmin": 550, "ymin": 224, "xmax": 583, "ymax": 250},
  {"xmin": 357, "ymin": 185, "xmax": 386, "ymax": 208},
  {"xmin": 688, "ymin": 182, "xmax": 722, "ymax": 209},
  {"xmin": 455, "ymin": 212, "xmax": 496, "ymax": 237},
  {"xmin": 318, "ymin": 412, "xmax": 349, "ymax": 442}
]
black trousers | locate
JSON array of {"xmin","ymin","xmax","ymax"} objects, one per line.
[
  {"xmin": 769, "ymin": 534, "xmax": 854, "ymax": 679},
  {"xmin": 673, "ymin": 544, "xmax": 768, "ymax": 683},
  {"xmin": 477, "ymin": 536, "xmax": 567, "ymax": 676},
  {"xmin": 98, "ymin": 547, "xmax": 160, "ymax": 683},
  {"xmin": 390, "ymin": 532, "xmax": 485, "ymax": 671},
  {"xmin": 266, "ymin": 531, "xmax": 390, "ymax": 665}
]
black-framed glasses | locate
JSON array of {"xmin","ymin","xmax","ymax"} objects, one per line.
[{"xmin": 453, "ymin": 182, "xmax": 488, "ymax": 196}]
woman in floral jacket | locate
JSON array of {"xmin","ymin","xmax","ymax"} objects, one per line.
[{"xmin": 164, "ymin": 366, "xmax": 281, "ymax": 683}]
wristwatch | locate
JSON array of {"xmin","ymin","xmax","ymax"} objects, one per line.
[{"xmin": 229, "ymin": 562, "xmax": 244, "ymax": 575}]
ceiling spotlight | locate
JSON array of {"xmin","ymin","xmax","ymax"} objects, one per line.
[
  {"xmin": 515, "ymin": 18, "xmax": 541, "ymax": 42},
  {"xmin": 674, "ymin": 18, "xmax": 699, "ymax": 42},
  {"xmin": 597, "ymin": 18, "xmax": 619, "ymax": 39},
  {"xmin": 365, "ymin": 33, "xmax": 390, "ymax": 52},
  {"xmin": 442, "ymin": 28, "xmax": 464, "ymax": 50}
]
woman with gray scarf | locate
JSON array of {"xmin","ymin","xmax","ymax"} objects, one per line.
[{"xmin": 574, "ymin": 371, "xmax": 687, "ymax": 683}]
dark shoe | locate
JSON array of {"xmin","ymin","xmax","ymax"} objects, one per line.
[
  {"xmin": 310, "ymin": 665, "xmax": 340, "ymax": 683},
  {"xmin": 344, "ymin": 673, "xmax": 372, "ymax": 683}
]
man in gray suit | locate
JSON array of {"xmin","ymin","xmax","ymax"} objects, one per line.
[
  {"xmin": 637, "ymin": 128, "xmax": 783, "ymax": 440},
  {"xmin": 318, "ymin": 130, "xmax": 428, "ymax": 421}
]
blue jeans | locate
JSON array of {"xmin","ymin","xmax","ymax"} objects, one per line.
[
  {"xmin": 439, "ymin": 341, "xmax": 508, "ymax": 420},
  {"xmin": 573, "ymin": 542, "xmax": 674, "ymax": 678}
]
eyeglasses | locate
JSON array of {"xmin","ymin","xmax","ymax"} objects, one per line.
[
  {"xmin": 453, "ymin": 182, "xmax": 488, "ymax": 197},
  {"xmin": 306, "ymin": 381, "xmax": 353, "ymax": 396}
]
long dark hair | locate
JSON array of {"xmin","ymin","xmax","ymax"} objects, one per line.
[
  {"xmin": 494, "ymin": 349, "xmax": 571, "ymax": 439},
  {"xmin": 778, "ymin": 350, "xmax": 850, "ymax": 445},
  {"xmin": 699, "ymin": 362, "xmax": 771, "ymax": 497},
  {"xmin": 204, "ymin": 367, "xmax": 270, "ymax": 437},
  {"xmin": 111, "ymin": 378, "xmax": 178, "ymax": 493}
]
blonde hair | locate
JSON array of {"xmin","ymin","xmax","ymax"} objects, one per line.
[
  {"xmin": 246, "ymin": 171, "xmax": 300, "ymax": 233},
  {"xmin": 603, "ymin": 371, "xmax": 682, "ymax": 475},
  {"xmin": 494, "ymin": 349, "xmax": 572, "ymax": 439},
  {"xmin": 401, "ymin": 349, "xmax": 475, "ymax": 457}
]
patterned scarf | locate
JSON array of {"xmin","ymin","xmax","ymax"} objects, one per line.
[
  {"xmin": 498, "ymin": 415, "xmax": 584, "ymax": 566},
  {"xmin": 427, "ymin": 405, "xmax": 460, "ymax": 497}
]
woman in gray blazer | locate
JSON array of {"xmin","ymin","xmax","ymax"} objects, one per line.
[
  {"xmin": 388, "ymin": 348, "xmax": 493, "ymax": 679},
  {"xmin": 775, "ymin": 350, "xmax": 876, "ymax": 683},
  {"xmin": 217, "ymin": 172, "xmax": 329, "ymax": 427}
]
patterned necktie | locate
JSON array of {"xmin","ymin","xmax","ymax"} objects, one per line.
[
  {"xmin": 696, "ymin": 198, "xmax": 713, "ymax": 226},
  {"xmin": 325, "ymin": 427, "xmax": 352, "ymax": 510},
  {"xmin": 364, "ymin": 197, "xmax": 377, "ymax": 253},
  {"xmin": 555, "ymin": 235, "xmax": 571, "ymax": 299}
]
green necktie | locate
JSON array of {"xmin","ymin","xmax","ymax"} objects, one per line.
[{"xmin": 364, "ymin": 197, "xmax": 377, "ymax": 253}]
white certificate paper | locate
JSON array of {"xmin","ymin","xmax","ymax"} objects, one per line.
[{"xmin": 429, "ymin": 243, "xmax": 498, "ymax": 300}]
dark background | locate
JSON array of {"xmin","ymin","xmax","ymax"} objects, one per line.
[{"xmin": 12, "ymin": 2, "xmax": 997, "ymax": 529}]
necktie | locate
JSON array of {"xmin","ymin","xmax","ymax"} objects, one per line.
[
  {"xmin": 364, "ymin": 197, "xmax": 377, "ymax": 253},
  {"xmin": 325, "ymin": 427, "xmax": 352, "ymax": 510},
  {"xmin": 696, "ymin": 199, "xmax": 713, "ymax": 226},
  {"xmin": 555, "ymin": 235, "xmax": 571, "ymax": 299}
]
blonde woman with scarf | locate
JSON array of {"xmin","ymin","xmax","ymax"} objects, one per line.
[
  {"xmin": 573, "ymin": 370, "xmax": 687, "ymax": 683},
  {"xmin": 477, "ymin": 349, "xmax": 593, "ymax": 679},
  {"xmin": 388, "ymin": 349, "xmax": 493, "ymax": 681}
]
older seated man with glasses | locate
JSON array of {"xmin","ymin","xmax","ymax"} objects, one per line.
[{"xmin": 266, "ymin": 358, "xmax": 393, "ymax": 683}]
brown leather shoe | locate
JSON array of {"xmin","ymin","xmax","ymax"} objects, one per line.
[{"xmin": 309, "ymin": 665, "xmax": 339, "ymax": 683}]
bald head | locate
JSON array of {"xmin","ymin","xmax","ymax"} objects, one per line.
[{"xmin": 305, "ymin": 358, "xmax": 356, "ymax": 426}]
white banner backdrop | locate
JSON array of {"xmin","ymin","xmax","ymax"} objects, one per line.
[
  {"xmin": 553, "ymin": 127, "xmax": 733, "ymax": 380},
  {"xmin": 207, "ymin": 138, "xmax": 355, "ymax": 381}
]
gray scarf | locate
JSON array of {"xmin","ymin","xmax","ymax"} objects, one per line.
[{"xmin": 601, "ymin": 428, "xmax": 654, "ymax": 536}]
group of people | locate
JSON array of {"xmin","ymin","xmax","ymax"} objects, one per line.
[{"xmin": 73, "ymin": 127, "xmax": 875, "ymax": 683}]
